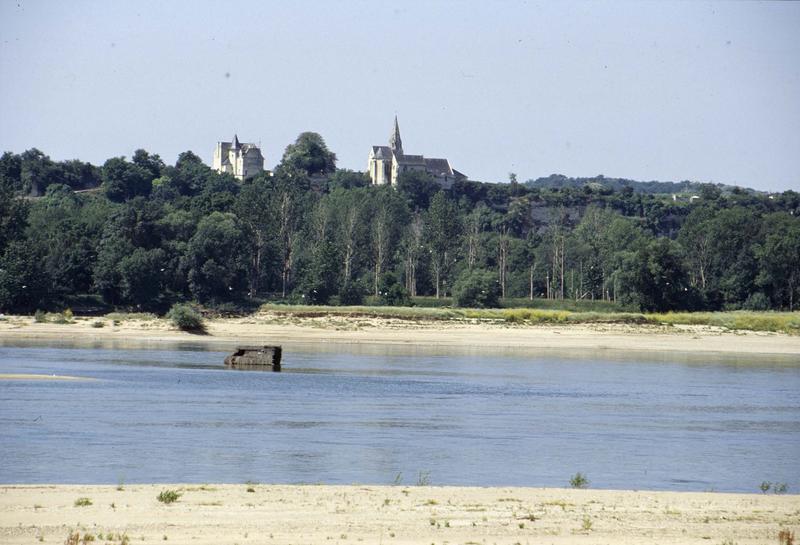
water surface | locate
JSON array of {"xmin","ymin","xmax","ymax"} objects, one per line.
[{"xmin": 1, "ymin": 341, "xmax": 798, "ymax": 492}]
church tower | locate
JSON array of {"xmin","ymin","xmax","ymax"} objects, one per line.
[{"xmin": 389, "ymin": 116, "xmax": 403, "ymax": 156}]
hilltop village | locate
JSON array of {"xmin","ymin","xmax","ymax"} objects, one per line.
[{"xmin": 211, "ymin": 117, "xmax": 465, "ymax": 188}]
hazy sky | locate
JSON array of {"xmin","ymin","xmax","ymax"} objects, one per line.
[{"xmin": 1, "ymin": 1, "xmax": 799, "ymax": 191}]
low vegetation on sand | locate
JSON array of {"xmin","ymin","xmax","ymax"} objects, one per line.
[
  {"xmin": 258, "ymin": 303, "xmax": 800, "ymax": 334},
  {"xmin": 156, "ymin": 490, "xmax": 181, "ymax": 504}
]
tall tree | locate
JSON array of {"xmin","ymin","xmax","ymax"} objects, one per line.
[{"xmin": 425, "ymin": 192, "xmax": 461, "ymax": 298}]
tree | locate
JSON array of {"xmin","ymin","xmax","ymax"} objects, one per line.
[
  {"xmin": 0, "ymin": 241, "xmax": 50, "ymax": 312},
  {"xmin": 119, "ymin": 247, "xmax": 167, "ymax": 305},
  {"xmin": 102, "ymin": 157, "xmax": 151, "ymax": 202},
  {"xmin": 625, "ymin": 238, "xmax": 694, "ymax": 311},
  {"xmin": 755, "ymin": 213, "xmax": 800, "ymax": 310},
  {"xmin": 280, "ymin": 132, "xmax": 337, "ymax": 175},
  {"xmin": 235, "ymin": 177, "xmax": 277, "ymax": 297},
  {"xmin": 453, "ymin": 269, "xmax": 501, "ymax": 308},
  {"xmin": 184, "ymin": 212, "xmax": 247, "ymax": 302},
  {"xmin": 425, "ymin": 192, "xmax": 461, "ymax": 298},
  {"xmin": 132, "ymin": 149, "xmax": 165, "ymax": 182},
  {"xmin": 378, "ymin": 272, "xmax": 410, "ymax": 306},
  {"xmin": 396, "ymin": 170, "xmax": 440, "ymax": 211},
  {"xmin": 369, "ymin": 187, "xmax": 408, "ymax": 296},
  {"xmin": 401, "ymin": 213, "xmax": 425, "ymax": 297}
]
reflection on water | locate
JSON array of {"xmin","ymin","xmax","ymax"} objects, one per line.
[{"xmin": 0, "ymin": 339, "xmax": 798, "ymax": 492}]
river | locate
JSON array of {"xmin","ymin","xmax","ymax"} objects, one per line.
[{"xmin": 1, "ymin": 341, "xmax": 798, "ymax": 492}]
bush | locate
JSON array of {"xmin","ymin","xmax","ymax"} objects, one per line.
[
  {"xmin": 339, "ymin": 280, "xmax": 365, "ymax": 306},
  {"xmin": 378, "ymin": 273, "xmax": 410, "ymax": 306},
  {"xmin": 570, "ymin": 472, "xmax": 589, "ymax": 489},
  {"xmin": 34, "ymin": 309, "xmax": 47, "ymax": 323},
  {"xmin": 157, "ymin": 489, "xmax": 181, "ymax": 504},
  {"xmin": 166, "ymin": 303, "xmax": 205, "ymax": 332},
  {"xmin": 742, "ymin": 292, "xmax": 770, "ymax": 311},
  {"xmin": 453, "ymin": 269, "xmax": 501, "ymax": 308}
]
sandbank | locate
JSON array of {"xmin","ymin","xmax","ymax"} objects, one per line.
[
  {"xmin": 0, "ymin": 484, "xmax": 797, "ymax": 544},
  {"xmin": 0, "ymin": 373, "xmax": 94, "ymax": 381},
  {"xmin": 1, "ymin": 313, "xmax": 799, "ymax": 357}
]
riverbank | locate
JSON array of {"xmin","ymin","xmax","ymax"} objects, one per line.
[
  {"xmin": 1, "ymin": 312, "xmax": 799, "ymax": 356},
  {"xmin": 1, "ymin": 484, "xmax": 796, "ymax": 544}
]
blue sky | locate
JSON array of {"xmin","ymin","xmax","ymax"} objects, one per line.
[{"xmin": 1, "ymin": 0, "xmax": 798, "ymax": 191}]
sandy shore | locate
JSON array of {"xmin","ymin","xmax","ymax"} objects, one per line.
[
  {"xmin": 1, "ymin": 484, "xmax": 797, "ymax": 544},
  {"xmin": 1, "ymin": 313, "xmax": 799, "ymax": 357}
]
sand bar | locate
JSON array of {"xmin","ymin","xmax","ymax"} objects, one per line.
[
  {"xmin": 0, "ymin": 484, "xmax": 797, "ymax": 544},
  {"xmin": 1, "ymin": 314, "xmax": 799, "ymax": 357},
  {"xmin": 0, "ymin": 373, "xmax": 94, "ymax": 381}
]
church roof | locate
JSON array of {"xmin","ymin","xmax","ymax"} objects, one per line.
[
  {"xmin": 423, "ymin": 158, "xmax": 452, "ymax": 176},
  {"xmin": 397, "ymin": 154, "xmax": 425, "ymax": 165},
  {"xmin": 371, "ymin": 145, "xmax": 393, "ymax": 159}
]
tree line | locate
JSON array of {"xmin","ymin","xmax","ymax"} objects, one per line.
[{"xmin": 1, "ymin": 132, "xmax": 799, "ymax": 314}]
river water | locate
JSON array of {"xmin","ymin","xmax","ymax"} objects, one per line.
[{"xmin": 0, "ymin": 341, "xmax": 798, "ymax": 492}]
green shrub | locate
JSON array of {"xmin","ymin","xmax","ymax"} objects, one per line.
[
  {"xmin": 34, "ymin": 309, "xmax": 47, "ymax": 323},
  {"xmin": 570, "ymin": 472, "xmax": 589, "ymax": 489},
  {"xmin": 742, "ymin": 292, "xmax": 771, "ymax": 311},
  {"xmin": 166, "ymin": 304, "xmax": 204, "ymax": 332},
  {"xmin": 453, "ymin": 269, "xmax": 501, "ymax": 308},
  {"xmin": 74, "ymin": 497, "xmax": 92, "ymax": 507},
  {"xmin": 378, "ymin": 273, "xmax": 410, "ymax": 306},
  {"xmin": 157, "ymin": 489, "xmax": 181, "ymax": 504},
  {"xmin": 91, "ymin": 320, "xmax": 105, "ymax": 328},
  {"xmin": 339, "ymin": 280, "xmax": 365, "ymax": 306}
]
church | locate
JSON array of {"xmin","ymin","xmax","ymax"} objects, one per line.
[
  {"xmin": 212, "ymin": 135, "xmax": 265, "ymax": 180},
  {"xmin": 368, "ymin": 117, "xmax": 466, "ymax": 187}
]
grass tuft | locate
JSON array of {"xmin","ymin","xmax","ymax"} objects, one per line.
[{"xmin": 157, "ymin": 489, "xmax": 181, "ymax": 504}]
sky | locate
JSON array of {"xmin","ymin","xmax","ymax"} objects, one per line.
[{"xmin": 1, "ymin": 1, "xmax": 799, "ymax": 192}]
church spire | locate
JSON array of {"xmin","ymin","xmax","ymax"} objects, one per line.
[
  {"xmin": 389, "ymin": 116, "xmax": 402, "ymax": 156},
  {"xmin": 232, "ymin": 134, "xmax": 241, "ymax": 149}
]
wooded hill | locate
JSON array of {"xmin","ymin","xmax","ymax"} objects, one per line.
[{"xmin": 1, "ymin": 133, "xmax": 798, "ymax": 314}]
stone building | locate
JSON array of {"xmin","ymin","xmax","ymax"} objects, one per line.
[
  {"xmin": 368, "ymin": 117, "xmax": 465, "ymax": 187},
  {"xmin": 212, "ymin": 135, "xmax": 265, "ymax": 180}
]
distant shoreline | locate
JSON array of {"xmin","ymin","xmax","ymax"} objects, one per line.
[
  {"xmin": 1, "ymin": 483, "xmax": 796, "ymax": 544},
  {"xmin": 1, "ymin": 313, "xmax": 799, "ymax": 358}
]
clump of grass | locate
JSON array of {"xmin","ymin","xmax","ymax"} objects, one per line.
[
  {"xmin": 157, "ymin": 489, "xmax": 181, "ymax": 504},
  {"xmin": 569, "ymin": 472, "xmax": 589, "ymax": 489},
  {"xmin": 73, "ymin": 497, "xmax": 92, "ymax": 507},
  {"xmin": 91, "ymin": 320, "xmax": 105, "ymax": 328},
  {"xmin": 416, "ymin": 471, "xmax": 431, "ymax": 486},
  {"xmin": 778, "ymin": 529, "xmax": 795, "ymax": 545},
  {"xmin": 760, "ymin": 481, "xmax": 772, "ymax": 493},
  {"xmin": 166, "ymin": 304, "xmax": 205, "ymax": 333},
  {"xmin": 581, "ymin": 516, "xmax": 593, "ymax": 531}
]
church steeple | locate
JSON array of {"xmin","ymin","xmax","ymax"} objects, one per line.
[
  {"xmin": 389, "ymin": 116, "xmax": 403, "ymax": 156},
  {"xmin": 232, "ymin": 134, "xmax": 241, "ymax": 149}
]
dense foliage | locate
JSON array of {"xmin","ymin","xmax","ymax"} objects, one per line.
[{"xmin": 1, "ymin": 139, "xmax": 798, "ymax": 314}]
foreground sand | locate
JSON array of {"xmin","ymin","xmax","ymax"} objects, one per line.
[
  {"xmin": 1, "ymin": 313, "xmax": 799, "ymax": 357},
  {"xmin": 1, "ymin": 484, "xmax": 797, "ymax": 544}
]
